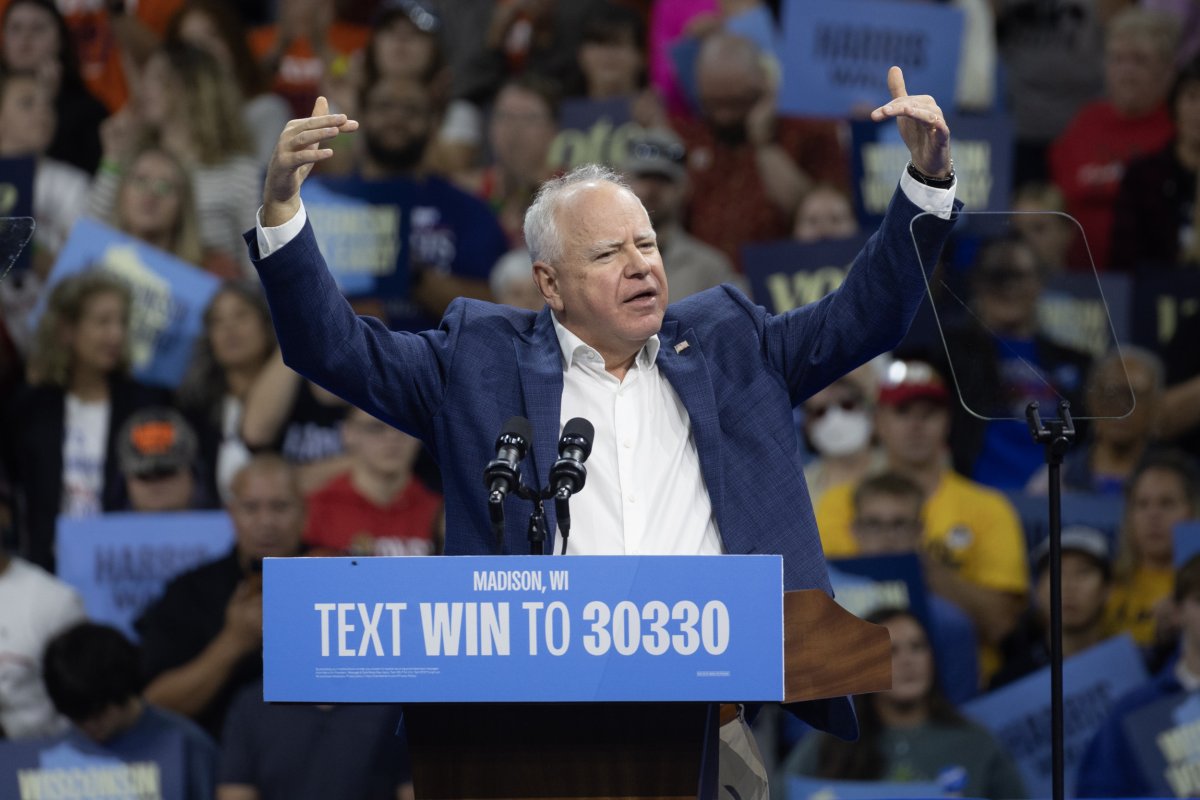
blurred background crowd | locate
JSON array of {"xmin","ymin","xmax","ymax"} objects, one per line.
[{"xmin": 3, "ymin": 0, "xmax": 1200, "ymax": 797}]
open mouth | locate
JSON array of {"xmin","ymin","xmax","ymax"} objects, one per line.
[{"xmin": 624, "ymin": 289, "xmax": 658, "ymax": 304}]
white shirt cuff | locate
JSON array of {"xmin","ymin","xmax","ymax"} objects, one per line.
[
  {"xmin": 898, "ymin": 169, "xmax": 956, "ymax": 220},
  {"xmin": 255, "ymin": 202, "xmax": 309, "ymax": 258}
]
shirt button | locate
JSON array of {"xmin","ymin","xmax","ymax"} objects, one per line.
[
  {"xmin": 623, "ymin": 439, "xmax": 632, "ymax": 448},
  {"xmin": 627, "ymin": 494, "xmax": 637, "ymax": 504}
]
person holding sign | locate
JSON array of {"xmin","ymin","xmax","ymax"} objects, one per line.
[{"xmin": 249, "ymin": 66, "xmax": 956, "ymax": 795}]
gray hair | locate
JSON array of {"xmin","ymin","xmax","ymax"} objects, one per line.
[
  {"xmin": 1090, "ymin": 345, "xmax": 1166, "ymax": 395},
  {"xmin": 523, "ymin": 163, "xmax": 630, "ymax": 265}
]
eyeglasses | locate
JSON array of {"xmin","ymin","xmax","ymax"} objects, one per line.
[
  {"xmin": 628, "ymin": 140, "xmax": 686, "ymax": 164},
  {"xmin": 853, "ymin": 517, "xmax": 921, "ymax": 537},
  {"xmin": 805, "ymin": 397, "xmax": 863, "ymax": 420},
  {"xmin": 130, "ymin": 465, "xmax": 185, "ymax": 482}
]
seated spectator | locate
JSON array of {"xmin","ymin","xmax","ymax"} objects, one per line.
[
  {"xmin": 1110, "ymin": 55, "xmax": 1200, "ymax": 269},
  {"xmin": 134, "ymin": 455, "xmax": 306, "ymax": 740},
  {"xmin": 166, "ymin": 0, "xmax": 291, "ymax": 165},
  {"xmin": 5, "ymin": 270, "xmax": 167, "ymax": 569},
  {"xmin": 1077, "ymin": 553, "xmax": 1200, "ymax": 796},
  {"xmin": 240, "ymin": 349, "xmax": 352, "ymax": 496},
  {"xmin": 358, "ymin": 0, "xmax": 482, "ymax": 177},
  {"xmin": 1106, "ymin": 450, "xmax": 1200, "ymax": 648},
  {"xmin": 249, "ymin": 0, "xmax": 369, "ymax": 117},
  {"xmin": 489, "ymin": 249, "xmax": 544, "ymax": 311},
  {"xmin": 1049, "ymin": 6, "xmax": 1178, "ymax": 269},
  {"xmin": 775, "ymin": 608, "xmax": 1026, "ymax": 799},
  {"xmin": 1009, "ymin": 182, "xmax": 1076, "ymax": 274},
  {"xmin": 0, "ymin": 0, "xmax": 107, "ymax": 173},
  {"xmin": 0, "ymin": 69, "xmax": 89, "ymax": 274},
  {"xmin": 456, "ymin": 74, "xmax": 561, "ymax": 249},
  {"xmin": 792, "ymin": 184, "xmax": 860, "ymax": 243},
  {"xmin": 304, "ymin": 406, "xmax": 442, "ymax": 557},
  {"xmin": 1027, "ymin": 346, "xmax": 1165, "ymax": 495},
  {"xmin": 940, "ymin": 235, "xmax": 1092, "ymax": 490},
  {"xmin": 104, "ymin": 143, "xmax": 210, "ymax": 271},
  {"xmin": 217, "ymin": 679, "xmax": 413, "ymax": 800},
  {"xmin": 620, "ymin": 128, "xmax": 738, "ymax": 300},
  {"xmin": 0, "ymin": 477, "xmax": 86, "ymax": 739},
  {"xmin": 801, "ymin": 367, "xmax": 879, "ymax": 504},
  {"xmin": 177, "ymin": 282, "xmax": 276, "ymax": 503},
  {"xmin": 91, "ymin": 41, "xmax": 260, "ymax": 275},
  {"xmin": 991, "ymin": 526, "xmax": 1113, "ymax": 689},
  {"xmin": 816, "ymin": 360, "xmax": 1029, "ymax": 680},
  {"xmin": 849, "ymin": 471, "xmax": 980, "ymax": 704},
  {"xmin": 672, "ymin": 33, "xmax": 848, "ymax": 269},
  {"xmin": 116, "ymin": 406, "xmax": 213, "ymax": 512},
  {"xmin": 42, "ymin": 622, "xmax": 217, "ymax": 799}
]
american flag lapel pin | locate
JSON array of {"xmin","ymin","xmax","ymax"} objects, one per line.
[{"xmin": 674, "ymin": 340, "xmax": 690, "ymax": 354}]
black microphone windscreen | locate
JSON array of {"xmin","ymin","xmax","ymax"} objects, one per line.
[
  {"xmin": 502, "ymin": 416, "xmax": 533, "ymax": 443},
  {"xmin": 561, "ymin": 417, "xmax": 594, "ymax": 459}
]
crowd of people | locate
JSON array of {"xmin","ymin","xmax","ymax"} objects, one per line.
[{"xmin": 3, "ymin": 0, "xmax": 1200, "ymax": 797}]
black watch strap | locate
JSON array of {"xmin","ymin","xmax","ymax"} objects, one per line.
[{"xmin": 906, "ymin": 160, "xmax": 955, "ymax": 189}]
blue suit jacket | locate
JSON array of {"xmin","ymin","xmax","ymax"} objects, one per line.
[{"xmin": 248, "ymin": 185, "xmax": 957, "ymax": 742}]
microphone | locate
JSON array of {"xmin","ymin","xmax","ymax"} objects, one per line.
[
  {"xmin": 483, "ymin": 416, "xmax": 532, "ymax": 546},
  {"xmin": 549, "ymin": 417, "xmax": 594, "ymax": 553}
]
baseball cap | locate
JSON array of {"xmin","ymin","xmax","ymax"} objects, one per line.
[
  {"xmin": 877, "ymin": 360, "xmax": 950, "ymax": 407},
  {"xmin": 623, "ymin": 129, "xmax": 687, "ymax": 182},
  {"xmin": 375, "ymin": 0, "xmax": 441, "ymax": 32},
  {"xmin": 1031, "ymin": 525, "xmax": 1112, "ymax": 579},
  {"xmin": 117, "ymin": 407, "xmax": 198, "ymax": 479}
]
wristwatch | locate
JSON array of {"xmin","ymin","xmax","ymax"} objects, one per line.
[{"xmin": 906, "ymin": 159, "xmax": 955, "ymax": 189}]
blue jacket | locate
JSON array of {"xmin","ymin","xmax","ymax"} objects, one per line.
[{"xmin": 248, "ymin": 185, "xmax": 956, "ymax": 741}]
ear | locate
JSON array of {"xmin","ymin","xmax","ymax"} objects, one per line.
[{"xmin": 532, "ymin": 259, "xmax": 564, "ymax": 313}]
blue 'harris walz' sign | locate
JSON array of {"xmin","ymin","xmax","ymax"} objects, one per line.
[{"xmin": 264, "ymin": 555, "xmax": 785, "ymax": 703}]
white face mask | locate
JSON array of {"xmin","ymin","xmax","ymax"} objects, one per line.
[{"xmin": 808, "ymin": 406, "xmax": 872, "ymax": 457}]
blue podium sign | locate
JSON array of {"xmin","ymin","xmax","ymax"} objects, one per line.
[{"xmin": 264, "ymin": 555, "xmax": 785, "ymax": 703}]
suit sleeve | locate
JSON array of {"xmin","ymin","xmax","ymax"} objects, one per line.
[
  {"xmin": 246, "ymin": 222, "xmax": 455, "ymax": 441},
  {"xmin": 759, "ymin": 184, "xmax": 957, "ymax": 404}
]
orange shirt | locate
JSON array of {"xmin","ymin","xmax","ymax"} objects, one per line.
[{"xmin": 248, "ymin": 21, "xmax": 369, "ymax": 117}]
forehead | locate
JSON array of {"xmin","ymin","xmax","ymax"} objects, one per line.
[
  {"xmin": 233, "ymin": 468, "xmax": 298, "ymax": 502},
  {"xmin": 367, "ymin": 78, "xmax": 428, "ymax": 107},
  {"xmin": 556, "ymin": 182, "xmax": 651, "ymax": 247},
  {"xmin": 859, "ymin": 492, "xmax": 920, "ymax": 515}
]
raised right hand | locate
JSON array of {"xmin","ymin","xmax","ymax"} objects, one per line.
[{"xmin": 262, "ymin": 96, "xmax": 358, "ymax": 227}]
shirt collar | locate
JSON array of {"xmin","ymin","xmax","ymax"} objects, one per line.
[{"xmin": 550, "ymin": 312, "xmax": 660, "ymax": 371}]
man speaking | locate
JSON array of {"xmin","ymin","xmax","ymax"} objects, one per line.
[{"xmin": 248, "ymin": 65, "xmax": 957, "ymax": 799}]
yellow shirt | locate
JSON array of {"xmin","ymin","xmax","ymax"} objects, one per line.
[
  {"xmin": 1105, "ymin": 565, "xmax": 1174, "ymax": 647},
  {"xmin": 816, "ymin": 470, "xmax": 1031, "ymax": 595}
]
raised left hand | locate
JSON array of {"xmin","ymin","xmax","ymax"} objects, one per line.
[{"xmin": 870, "ymin": 66, "xmax": 951, "ymax": 178}]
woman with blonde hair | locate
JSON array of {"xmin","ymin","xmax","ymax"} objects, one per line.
[
  {"xmin": 109, "ymin": 143, "xmax": 209, "ymax": 271},
  {"xmin": 90, "ymin": 41, "xmax": 260, "ymax": 275},
  {"xmin": 3, "ymin": 270, "xmax": 167, "ymax": 570}
]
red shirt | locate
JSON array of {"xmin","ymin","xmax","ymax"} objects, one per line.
[
  {"xmin": 672, "ymin": 114, "xmax": 849, "ymax": 269},
  {"xmin": 248, "ymin": 22, "xmax": 369, "ymax": 117},
  {"xmin": 304, "ymin": 472, "xmax": 441, "ymax": 556},
  {"xmin": 1049, "ymin": 100, "xmax": 1174, "ymax": 270}
]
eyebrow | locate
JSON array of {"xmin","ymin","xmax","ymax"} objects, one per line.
[{"xmin": 588, "ymin": 240, "xmax": 624, "ymax": 258}]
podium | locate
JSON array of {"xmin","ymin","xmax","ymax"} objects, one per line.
[{"xmin": 262, "ymin": 556, "xmax": 891, "ymax": 800}]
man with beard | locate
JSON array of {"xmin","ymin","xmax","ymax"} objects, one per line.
[
  {"xmin": 671, "ymin": 33, "xmax": 849, "ymax": 269},
  {"xmin": 321, "ymin": 74, "xmax": 508, "ymax": 331}
]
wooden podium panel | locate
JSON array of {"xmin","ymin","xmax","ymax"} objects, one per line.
[{"xmin": 404, "ymin": 702, "xmax": 708, "ymax": 800}]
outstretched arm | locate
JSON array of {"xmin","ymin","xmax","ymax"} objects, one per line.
[{"xmin": 261, "ymin": 96, "xmax": 358, "ymax": 228}]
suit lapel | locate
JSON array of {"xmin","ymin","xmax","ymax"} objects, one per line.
[
  {"xmin": 514, "ymin": 308, "xmax": 564, "ymax": 503},
  {"xmin": 655, "ymin": 320, "xmax": 725, "ymax": 528}
]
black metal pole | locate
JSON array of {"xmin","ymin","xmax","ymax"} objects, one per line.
[{"xmin": 1027, "ymin": 400, "xmax": 1074, "ymax": 800}]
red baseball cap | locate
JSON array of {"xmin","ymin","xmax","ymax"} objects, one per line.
[{"xmin": 877, "ymin": 360, "xmax": 950, "ymax": 407}]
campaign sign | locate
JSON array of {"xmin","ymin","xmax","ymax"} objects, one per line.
[
  {"xmin": 851, "ymin": 114, "xmax": 1012, "ymax": 225},
  {"xmin": 1130, "ymin": 270, "xmax": 1200, "ymax": 353},
  {"xmin": 1125, "ymin": 689, "xmax": 1200, "ymax": 796},
  {"xmin": 36, "ymin": 219, "xmax": 221, "ymax": 388},
  {"xmin": 0, "ymin": 156, "xmax": 35, "ymax": 274},
  {"xmin": 300, "ymin": 179, "xmax": 402, "ymax": 298},
  {"xmin": 549, "ymin": 97, "xmax": 641, "ymax": 171},
  {"xmin": 1006, "ymin": 490, "xmax": 1123, "ymax": 556},
  {"xmin": 1039, "ymin": 271, "xmax": 1131, "ymax": 359},
  {"xmin": 962, "ymin": 635, "xmax": 1147, "ymax": 799},
  {"xmin": 56, "ymin": 512, "xmax": 235, "ymax": 640},
  {"xmin": 741, "ymin": 233, "xmax": 870, "ymax": 312},
  {"xmin": 1174, "ymin": 521, "xmax": 1200, "ymax": 568},
  {"xmin": 787, "ymin": 776, "xmax": 942, "ymax": 800},
  {"xmin": 263, "ymin": 555, "xmax": 784, "ymax": 703},
  {"xmin": 777, "ymin": 0, "xmax": 962, "ymax": 118},
  {"xmin": 828, "ymin": 553, "xmax": 930, "ymax": 626},
  {"xmin": 0, "ymin": 729, "xmax": 185, "ymax": 800}
]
